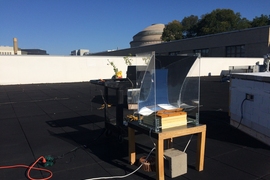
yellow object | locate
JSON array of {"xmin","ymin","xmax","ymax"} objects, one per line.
[
  {"xmin": 127, "ymin": 114, "xmax": 143, "ymax": 121},
  {"xmin": 116, "ymin": 71, "xmax": 122, "ymax": 78},
  {"xmin": 98, "ymin": 104, "xmax": 112, "ymax": 110}
]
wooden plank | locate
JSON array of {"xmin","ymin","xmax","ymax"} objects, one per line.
[
  {"xmin": 128, "ymin": 127, "xmax": 136, "ymax": 165},
  {"xmin": 159, "ymin": 125, "xmax": 206, "ymax": 139},
  {"xmin": 128, "ymin": 104, "xmax": 138, "ymax": 110},
  {"xmin": 196, "ymin": 130, "xmax": 206, "ymax": 171},
  {"xmin": 157, "ymin": 108, "xmax": 185, "ymax": 117},
  {"xmin": 156, "ymin": 134, "xmax": 165, "ymax": 180}
]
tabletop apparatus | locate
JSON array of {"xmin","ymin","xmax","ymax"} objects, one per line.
[{"xmin": 127, "ymin": 53, "xmax": 201, "ymax": 132}]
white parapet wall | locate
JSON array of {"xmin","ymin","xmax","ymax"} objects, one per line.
[
  {"xmin": 0, "ymin": 55, "xmax": 146, "ymax": 85},
  {"xmin": 198, "ymin": 57, "xmax": 263, "ymax": 76},
  {"xmin": 230, "ymin": 73, "xmax": 270, "ymax": 146},
  {"xmin": 0, "ymin": 55, "xmax": 263, "ymax": 85}
]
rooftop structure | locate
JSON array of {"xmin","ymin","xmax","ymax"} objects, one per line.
[
  {"xmin": 71, "ymin": 49, "xmax": 90, "ymax": 56},
  {"xmin": 21, "ymin": 49, "xmax": 48, "ymax": 55},
  {"xmin": 1, "ymin": 27, "xmax": 270, "ymax": 179},
  {"xmin": 94, "ymin": 25, "xmax": 270, "ymax": 57},
  {"xmin": 1, "ymin": 77, "xmax": 270, "ymax": 179},
  {"xmin": 0, "ymin": 46, "xmax": 21, "ymax": 55},
  {"xmin": 0, "ymin": 38, "xmax": 48, "ymax": 55},
  {"xmin": 130, "ymin": 23, "xmax": 165, "ymax": 48}
]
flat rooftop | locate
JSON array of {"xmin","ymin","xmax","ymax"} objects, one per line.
[{"xmin": 1, "ymin": 76, "xmax": 270, "ymax": 180}]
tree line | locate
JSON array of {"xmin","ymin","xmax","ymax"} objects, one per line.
[{"xmin": 161, "ymin": 9, "xmax": 270, "ymax": 42}]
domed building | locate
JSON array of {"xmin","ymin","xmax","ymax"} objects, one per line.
[{"xmin": 130, "ymin": 23, "xmax": 165, "ymax": 48}]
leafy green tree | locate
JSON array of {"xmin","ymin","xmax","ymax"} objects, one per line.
[
  {"xmin": 181, "ymin": 15, "xmax": 199, "ymax": 38},
  {"xmin": 251, "ymin": 14, "xmax": 270, "ymax": 27},
  {"xmin": 196, "ymin": 9, "xmax": 251, "ymax": 36},
  {"xmin": 161, "ymin": 20, "xmax": 183, "ymax": 42},
  {"xmin": 236, "ymin": 17, "xmax": 251, "ymax": 29}
]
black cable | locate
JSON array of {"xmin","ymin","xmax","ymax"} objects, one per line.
[
  {"xmin": 54, "ymin": 145, "xmax": 86, "ymax": 164},
  {"xmin": 126, "ymin": 77, "xmax": 134, "ymax": 88},
  {"xmin": 236, "ymin": 98, "xmax": 248, "ymax": 129}
]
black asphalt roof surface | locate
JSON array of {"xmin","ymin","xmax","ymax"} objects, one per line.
[{"xmin": 1, "ymin": 76, "xmax": 270, "ymax": 180}]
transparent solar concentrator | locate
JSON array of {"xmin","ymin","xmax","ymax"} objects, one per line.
[{"xmin": 137, "ymin": 54, "xmax": 200, "ymax": 132}]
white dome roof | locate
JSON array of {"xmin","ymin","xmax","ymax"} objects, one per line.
[{"xmin": 130, "ymin": 24, "xmax": 165, "ymax": 48}]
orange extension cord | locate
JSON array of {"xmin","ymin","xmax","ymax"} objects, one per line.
[{"xmin": 0, "ymin": 156, "xmax": 53, "ymax": 180}]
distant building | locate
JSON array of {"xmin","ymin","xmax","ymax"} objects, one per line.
[
  {"xmin": 130, "ymin": 23, "xmax": 165, "ymax": 48},
  {"xmin": 93, "ymin": 25, "xmax": 270, "ymax": 58},
  {"xmin": 0, "ymin": 46, "xmax": 21, "ymax": 55},
  {"xmin": 21, "ymin": 49, "xmax": 48, "ymax": 55},
  {"xmin": 71, "ymin": 49, "xmax": 90, "ymax": 56},
  {"xmin": 0, "ymin": 46, "xmax": 48, "ymax": 55}
]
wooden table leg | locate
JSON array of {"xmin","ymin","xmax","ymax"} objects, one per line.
[
  {"xmin": 196, "ymin": 130, "xmax": 206, "ymax": 171},
  {"xmin": 165, "ymin": 138, "xmax": 173, "ymax": 149},
  {"xmin": 128, "ymin": 127, "xmax": 136, "ymax": 165},
  {"xmin": 156, "ymin": 136, "xmax": 164, "ymax": 180}
]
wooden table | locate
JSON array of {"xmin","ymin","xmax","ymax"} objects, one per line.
[{"xmin": 128, "ymin": 122, "xmax": 206, "ymax": 180}]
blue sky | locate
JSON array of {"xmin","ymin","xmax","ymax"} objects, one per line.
[{"xmin": 1, "ymin": 0, "xmax": 269, "ymax": 55}]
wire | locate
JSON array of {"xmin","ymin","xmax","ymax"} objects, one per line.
[
  {"xmin": 55, "ymin": 146, "xmax": 82, "ymax": 163},
  {"xmin": 100, "ymin": 89, "xmax": 108, "ymax": 107},
  {"xmin": 0, "ymin": 146, "xmax": 85, "ymax": 179},
  {"xmin": 126, "ymin": 77, "xmax": 134, "ymax": 88},
  {"xmin": 0, "ymin": 156, "xmax": 53, "ymax": 180},
  {"xmin": 84, "ymin": 147, "xmax": 156, "ymax": 180},
  {"xmin": 148, "ymin": 128, "xmax": 156, "ymax": 147},
  {"xmin": 236, "ymin": 98, "xmax": 248, "ymax": 129},
  {"xmin": 99, "ymin": 89, "xmax": 117, "ymax": 121},
  {"xmin": 183, "ymin": 135, "xmax": 193, "ymax": 153},
  {"xmin": 84, "ymin": 129, "xmax": 157, "ymax": 180}
]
